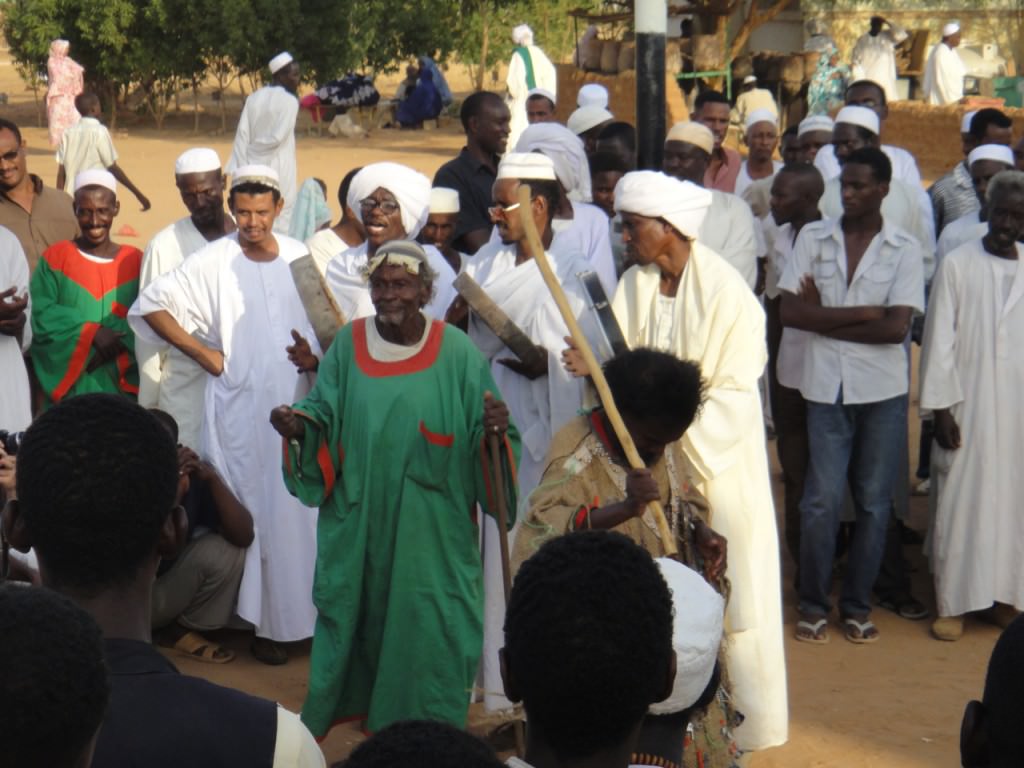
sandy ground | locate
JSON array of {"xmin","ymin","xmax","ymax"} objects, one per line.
[{"xmin": 0, "ymin": 58, "xmax": 1003, "ymax": 766}]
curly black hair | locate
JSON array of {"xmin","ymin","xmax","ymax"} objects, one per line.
[
  {"xmin": 15, "ymin": 394, "xmax": 179, "ymax": 595},
  {"xmin": 342, "ymin": 720, "xmax": 504, "ymax": 768},
  {"xmin": 603, "ymin": 348, "xmax": 706, "ymax": 436},
  {"xmin": 0, "ymin": 585, "xmax": 110, "ymax": 767},
  {"xmin": 504, "ymin": 531, "xmax": 674, "ymax": 760}
]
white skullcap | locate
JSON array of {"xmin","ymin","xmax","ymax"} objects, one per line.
[
  {"xmin": 231, "ymin": 164, "xmax": 281, "ymax": 191},
  {"xmin": 347, "ymin": 162, "xmax": 432, "ymax": 238},
  {"xmin": 942, "ymin": 21, "xmax": 960, "ymax": 37},
  {"xmin": 744, "ymin": 108, "xmax": 778, "ymax": 133},
  {"xmin": 269, "ymin": 51, "xmax": 293, "ymax": 74},
  {"xmin": 429, "ymin": 187, "xmax": 460, "ymax": 214},
  {"xmin": 175, "ymin": 148, "xmax": 221, "ymax": 176},
  {"xmin": 960, "ymin": 110, "xmax": 978, "ymax": 134},
  {"xmin": 614, "ymin": 170, "xmax": 712, "ymax": 239},
  {"xmin": 567, "ymin": 105, "xmax": 614, "ymax": 136},
  {"xmin": 666, "ymin": 121, "xmax": 714, "ymax": 154},
  {"xmin": 743, "ymin": 74, "xmax": 757, "ymax": 85},
  {"xmin": 527, "ymin": 87, "xmax": 556, "ymax": 105},
  {"xmin": 515, "ymin": 123, "xmax": 591, "ymax": 200},
  {"xmin": 648, "ymin": 558, "xmax": 725, "ymax": 716},
  {"xmin": 496, "ymin": 152, "xmax": 558, "ymax": 181},
  {"xmin": 577, "ymin": 83, "xmax": 609, "ymax": 109},
  {"xmin": 968, "ymin": 144, "xmax": 1015, "ymax": 168},
  {"xmin": 798, "ymin": 114, "xmax": 834, "ymax": 137},
  {"xmin": 512, "ymin": 24, "xmax": 533, "ymax": 46},
  {"xmin": 74, "ymin": 169, "xmax": 117, "ymax": 195},
  {"xmin": 835, "ymin": 105, "xmax": 880, "ymax": 135}
]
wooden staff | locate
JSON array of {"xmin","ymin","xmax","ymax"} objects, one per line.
[
  {"xmin": 487, "ymin": 432, "xmax": 513, "ymax": 603},
  {"xmin": 516, "ymin": 184, "xmax": 677, "ymax": 556}
]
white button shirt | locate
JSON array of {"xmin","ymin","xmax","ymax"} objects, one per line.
[{"xmin": 778, "ymin": 217, "xmax": 924, "ymax": 405}]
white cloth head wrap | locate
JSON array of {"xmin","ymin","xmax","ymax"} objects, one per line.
[
  {"xmin": 515, "ymin": 123, "xmax": 592, "ymax": 201},
  {"xmin": 269, "ymin": 52, "xmax": 293, "ymax": 74},
  {"xmin": 614, "ymin": 170, "xmax": 712, "ymax": 239},
  {"xmin": 798, "ymin": 115, "xmax": 834, "ymax": 137},
  {"xmin": 496, "ymin": 152, "xmax": 558, "ymax": 181},
  {"xmin": 175, "ymin": 148, "xmax": 221, "ymax": 176},
  {"xmin": 665, "ymin": 121, "xmax": 714, "ymax": 154},
  {"xmin": 648, "ymin": 559, "xmax": 725, "ymax": 716},
  {"xmin": 527, "ymin": 87, "xmax": 557, "ymax": 105},
  {"xmin": 577, "ymin": 83, "xmax": 609, "ymax": 109},
  {"xmin": 961, "ymin": 110, "xmax": 978, "ymax": 134},
  {"xmin": 231, "ymin": 164, "xmax": 281, "ymax": 191},
  {"xmin": 835, "ymin": 105, "xmax": 880, "ymax": 135},
  {"xmin": 567, "ymin": 105, "xmax": 614, "ymax": 136},
  {"xmin": 943, "ymin": 22, "xmax": 960, "ymax": 37},
  {"xmin": 429, "ymin": 187, "xmax": 460, "ymax": 214},
  {"xmin": 742, "ymin": 74, "xmax": 757, "ymax": 85},
  {"xmin": 744, "ymin": 108, "xmax": 778, "ymax": 133},
  {"xmin": 512, "ymin": 24, "xmax": 533, "ymax": 46},
  {"xmin": 347, "ymin": 162, "xmax": 432, "ymax": 238},
  {"xmin": 968, "ymin": 144, "xmax": 1015, "ymax": 168},
  {"xmin": 74, "ymin": 169, "xmax": 117, "ymax": 195}
]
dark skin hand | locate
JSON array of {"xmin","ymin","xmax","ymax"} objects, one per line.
[
  {"xmin": 498, "ymin": 346, "xmax": 548, "ymax": 380},
  {"xmin": 86, "ymin": 326, "xmax": 126, "ymax": 373},
  {"xmin": 286, "ymin": 329, "xmax": 318, "ymax": 373},
  {"xmin": 0, "ymin": 287, "xmax": 27, "ymax": 337},
  {"xmin": 176, "ymin": 445, "xmax": 255, "ymax": 547},
  {"xmin": 933, "ymin": 409, "xmax": 961, "ymax": 450},
  {"xmin": 444, "ymin": 295, "xmax": 469, "ymax": 328}
]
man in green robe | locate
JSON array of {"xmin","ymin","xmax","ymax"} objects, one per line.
[
  {"xmin": 271, "ymin": 239, "xmax": 519, "ymax": 738},
  {"xmin": 30, "ymin": 169, "xmax": 141, "ymax": 406}
]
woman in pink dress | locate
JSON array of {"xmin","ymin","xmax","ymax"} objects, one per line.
[{"xmin": 46, "ymin": 39, "xmax": 84, "ymax": 148}]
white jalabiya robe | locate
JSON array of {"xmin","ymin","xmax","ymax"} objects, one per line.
[
  {"xmin": 324, "ymin": 242, "xmax": 456, "ymax": 322},
  {"xmin": 851, "ymin": 25, "xmax": 909, "ymax": 102},
  {"xmin": 936, "ymin": 212, "xmax": 984, "ymax": 268},
  {"xmin": 227, "ymin": 85, "xmax": 299, "ymax": 232},
  {"xmin": 506, "ymin": 45, "xmax": 557, "ymax": 150},
  {"xmin": 699, "ymin": 190, "xmax": 760, "ymax": 289},
  {"xmin": 551, "ymin": 200, "xmax": 618, "ymax": 296},
  {"xmin": 920, "ymin": 239, "xmax": 1024, "ymax": 616},
  {"xmin": 305, "ymin": 228, "xmax": 347, "ymax": 278},
  {"xmin": 137, "ymin": 216, "xmax": 214, "ymax": 448},
  {"xmin": 129, "ymin": 233, "xmax": 318, "ymax": 642},
  {"xmin": 465, "ymin": 241, "xmax": 599, "ymax": 712},
  {"xmin": 0, "ymin": 228, "xmax": 31, "ymax": 431},
  {"xmin": 612, "ymin": 243, "xmax": 787, "ymax": 751},
  {"xmin": 923, "ymin": 43, "xmax": 967, "ymax": 106}
]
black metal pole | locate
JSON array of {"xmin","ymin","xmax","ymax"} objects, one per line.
[{"xmin": 636, "ymin": 0, "xmax": 667, "ymax": 170}]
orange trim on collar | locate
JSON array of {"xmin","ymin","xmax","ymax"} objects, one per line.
[{"xmin": 352, "ymin": 317, "xmax": 445, "ymax": 377}]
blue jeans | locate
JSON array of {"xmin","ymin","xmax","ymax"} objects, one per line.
[{"xmin": 799, "ymin": 393, "xmax": 908, "ymax": 618}]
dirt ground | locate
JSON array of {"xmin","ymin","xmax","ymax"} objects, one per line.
[{"xmin": 0, "ymin": 56, "xmax": 1004, "ymax": 766}]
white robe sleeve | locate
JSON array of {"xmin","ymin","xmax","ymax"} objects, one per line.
[
  {"xmin": 722, "ymin": 197, "xmax": 759, "ymax": 289},
  {"xmin": 128, "ymin": 255, "xmax": 218, "ymax": 350},
  {"xmin": 226, "ymin": 101, "xmax": 251, "ymax": 174},
  {"xmin": 919, "ymin": 255, "xmax": 964, "ymax": 412},
  {"xmin": 506, "ymin": 51, "xmax": 526, "ymax": 101}
]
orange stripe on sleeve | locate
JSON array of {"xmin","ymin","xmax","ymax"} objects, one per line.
[{"xmin": 52, "ymin": 322, "xmax": 100, "ymax": 402}]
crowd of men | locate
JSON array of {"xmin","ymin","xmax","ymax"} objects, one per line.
[{"xmin": 1, "ymin": 32, "xmax": 1023, "ymax": 768}]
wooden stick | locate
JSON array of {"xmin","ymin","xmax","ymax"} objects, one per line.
[
  {"xmin": 516, "ymin": 184, "xmax": 677, "ymax": 556},
  {"xmin": 488, "ymin": 432, "xmax": 514, "ymax": 604}
]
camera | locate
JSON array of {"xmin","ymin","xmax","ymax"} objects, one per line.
[{"xmin": 0, "ymin": 430, "xmax": 25, "ymax": 456}]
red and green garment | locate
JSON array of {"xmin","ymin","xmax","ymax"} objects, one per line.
[{"xmin": 30, "ymin": 240, "xmax": 143, "ymax": 405}]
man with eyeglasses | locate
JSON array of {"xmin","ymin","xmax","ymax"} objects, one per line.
[
  {"xmin": 0, "ymin": 117, "xmax": 78, "ymax": 273},
  {"xmin": 324, "ymin": 162, "xmax": 456, "ymax": 322}
]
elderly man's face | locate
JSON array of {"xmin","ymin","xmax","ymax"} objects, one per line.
[
  {"xmin": 971, "ymin": 159, "xmax": 1010, "ymax": 203},
  {"xmin": 985, "ymin": 188, "xmax": 1024, "ymax": 253},
  {"xmin": 0, "ymin": 129, "xmax": 28, "ymax": 192},
  {"xmin": 369, "ymin": 263, "xmax": 430, "ymax": 328},
  {"xmin": 746, "ymin": 121, "xmax": 778, "ymax": 163},
  {"xmin": 620, "ymin": 212, "xmax": 673, "ymax": 267},
  {"xmin": 693, "ymin": 102, "xmax": 730, "ymax": 148},
  {"xmin": 176, "ymin": 170, "xmax": 225, "ymax": 227},
  {"xmin": 360, "ymin": 187, "xmax": 407, "ymax": 249},
  {"xmin": 526, "ymin": 96, "xmax": 555, "ymax": 124},
  {"xmin": 662, "ymin": 140, "xmax": 709, "ymax": 185}
]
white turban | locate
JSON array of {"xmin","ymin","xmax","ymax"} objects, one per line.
[
  {"xmin": 269, "ymin": 51, "xmax": 293, "ymax": 74},
  {"xmin": 835, "ymin": 105, "xmax": 880, "ymax": 135},
  {"xmin": 968, "ymin": 144, "xmax": 1015, "ymax": 168},
  {"xmin": 347, "ymin": 162, "xmax": 432, "ymax": 238},
  {"xmin": 175, "ymin": 147, "xmax": 221, "ymax": 176},
  {"xmin": 567, "ymin": 105, "xmax": 614, "ymax": 136},
  {"xmin": 429, "ymin": 187, "xmax": 460, "ymax": 214},
  {"xmin": 648, "ymin": 559, "xmax": 725, "ymax": 716},
  {"xmin": 577, "ymin": 83, "xmax": 609, "ymax": 109},
  {"xmin": 744, "ymin": 108, "xmax": 778, "ymax": 133},
  {"xmin": 527, "ymin": 87, "xmax": 556, "ymax": 105},
  {"xmin": 74, "ymin": 169, "xmax": 117, "ymax": 195},
  {"xmin": 614, "ymin": 171, "xmax": 712, "ymax": 239},
  {"xmin": 742, "ymin": 74, "xmax": 757, "ymax": 85},
  {"xmin": 666, "ymin": 121, "xmax": 714, "ymax": 154},
  {"xmin": 515, "ymin": 123, "xmax": 592, "ymax": 202},
  {"xmin": 512, "ymin": 24, "xmax": 533, "ymax": 46},
  {"xmin": 496, "ymin": 153, "xmax": 558, "ymax": 181},
  {"xmin": 798, "ymin": 115, "xmax": 834, "ymax": 137},
  {"xmin": 942, "ymin": 21, "xmax": 960, "ymax": 37},
  {"xmin": 961, "ymin": 110, "xmax": 978, "ymax": 134},
  {"xmin": 231, "ymin": 164, "xmax": 280, "ymax": 191}
]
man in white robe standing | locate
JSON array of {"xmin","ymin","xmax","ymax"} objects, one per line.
[
  {"xmin": 0, "ymin": 227, "xmax": 31, "ymax": 433},
  {"xmin": 129, "ymin": 165, "xmax": 318, "ymax": 666},
  {"xmin": 851, "ymin": 17, "xmax": 908, "ymax": 102},
  {"xmin": 937, "ymin": 144, "xmax": 1014, "ymax": 267},
  {"xmin": 924, "ymin": 22, "xmax": 967, "ymax": 106},
  {"xmin": 507, "ymin": 24, "xmax": 557, "ymax": 150},
  {"xmin": 573, "ymin": 170, "xmax": 788, "ymax": 753},
  {"xmin": 136, "ymin": 148, "xmax": 236, "ymax": 449},
  {"xmin": 452, "ymin": 152, "xmax": 597, "ymax": 713},
  {"xmin": 922, "ymin": 170, "xmax": 1024, "ymax": 642},
  {"xmin": 227, "ymin": 52, "xmax": 300, "ymax": 233},
  {"xmin": 324, "ymin": 162, "xmax": 456, "ymax": 321}
]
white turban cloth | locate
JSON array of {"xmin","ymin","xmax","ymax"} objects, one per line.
[
  {"xmin": 515, "ymin": 122, "xmax": 592, "ymax": 202},
  {"xmin": 968, "ymin": 144, "xmax": 1015, "ymax": 168},
  {"xmin": 347, "ymin": 162, "xmax": 432, "ymax": 238},
  {"xmin": 614, "ymin": 170, "xmax": 712, "ymax": 240},
  {"xmin": 512, "ymin": 24, "xmax": 534, "ymax": 46}
]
